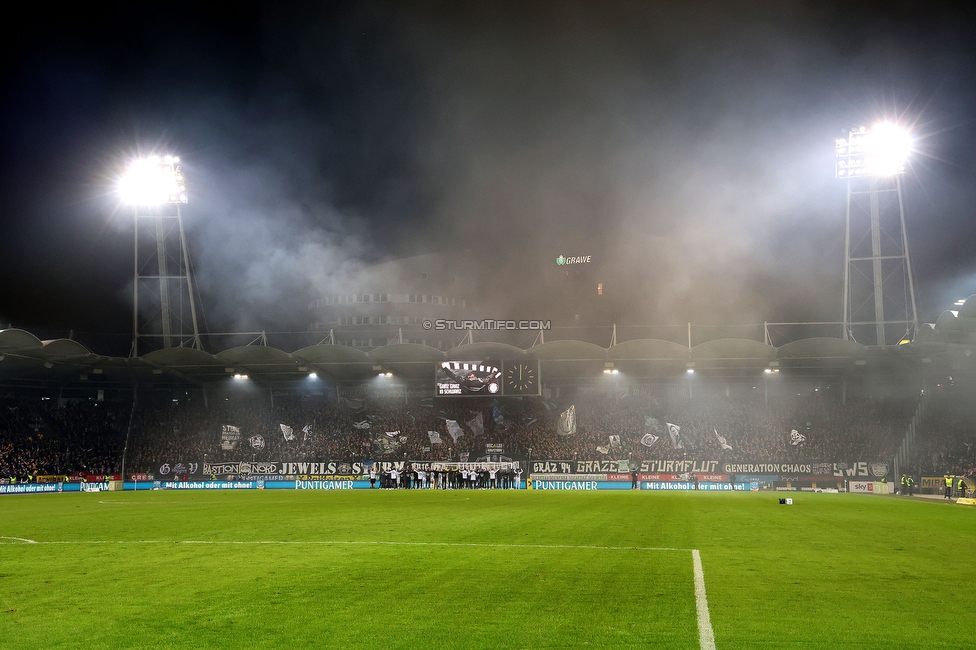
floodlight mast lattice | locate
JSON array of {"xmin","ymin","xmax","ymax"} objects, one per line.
[
  {"xmin": 835, "ymin": 124, "xmax": 918, "ymax": 346},
  {"xmin": 120, "ymin": 156, "xmax": 202, "ymax": 357}
]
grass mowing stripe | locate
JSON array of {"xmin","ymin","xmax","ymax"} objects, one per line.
[
  {"xmin": 692, "ymin": 550, "xmax": 716, "ymax": 650},
  {"xmin": 1, "ymin": 540, "xmax": 698, "ymax": 649},
  {"xmin": 0, "ymin": 538, "xmax": 687, "ymax": 550}
]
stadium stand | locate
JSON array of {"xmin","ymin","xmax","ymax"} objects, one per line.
[
  {"xmin": 115, "ymin": 389, "xmax": 913, "ymax": 470},
  {"xmin": 0, "ymin": 400, "xmax": 125, "ymax": 480},
  {"xmin": 4, "ymin": 325, "xmax": 976, "ymax": 483}
]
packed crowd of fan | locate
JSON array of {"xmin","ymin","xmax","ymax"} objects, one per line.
[
  {"xmin": 124, "ymin": 387, "xmax": 914, "ymax": 472},
  {"xmin": 0, "ymin": 386, "xmax": 922, "ymax": 480},
  {"xmin": 0, "ymin": 401, "xmax": 125, "ymax": 480},
  {"xmin": 916, "ymin": 393, "xmax": 976, "ymax": 478}
]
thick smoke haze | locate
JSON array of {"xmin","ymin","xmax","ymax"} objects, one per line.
[{"xmin": 1, "ymin": 2, "xmax": 975, "ymax": 350}]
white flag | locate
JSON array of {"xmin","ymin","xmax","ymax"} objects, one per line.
[
  {"xmin": 790, "ymin": 429, "xmax": 806, "ymax": 446},
  {"xmin": 667, "ymin": 423, "xmax": 683, "ymax": 449},
  {"xmin": 353, "ymin": 420, "xmax": 371, "ymax": 430},
  {"xmin": 609, "ymin": 434, "xmax": 621, "ymax": 448},
  {"xmin": 714, "ymin": 428, "xmax": 733, "ymax": 451},
  {"xmin": 427, "ymin": 431, "xmax": 443, "ymax": 444},
  {"xmin": 446, "ymin": 419, "xmax": 463, "ymax": 442},
  {"xmin": 557, "ymin": 405, "xmax": 577, "ymax": 436},
  {"xmin": 596, "ymin": 445, "xmax": 610, "ymax": 454},
  {"xmin": 466, "ymin": 412, "xmax": 484, "ymax": 437},
  {"xmin": 280, "ymin": 424, "xmax": 295, "ymax": 441},
  {"xmin": 385, "ymin": 431, "xmax": 400, "ymax": 439},
  {"xmin": 640, "ymin": 433, "xmax": 659, "ymax": 448}
]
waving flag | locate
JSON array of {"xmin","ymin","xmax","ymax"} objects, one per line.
[
  {"xmin": 446, "ymin": 419, "xmax": 463, "ymax": 442},
  {"xmin": 667, "ymin": 423, "xmax": 683, "ymax": 449},
  {"xmin": 790, "ymin": 429, "xmax": 806, "ymax": 446},
  {"xmin": 640, "ymin": 433, "xmax": 660, "ymax": 448},
  {"xmin": 220, "ymin": 424, "xmax": 241, "ymax": 450},
  {"xmin": 427, "ymin": 431, "xmax": 443, "ymax": 444},
  {"xmin": 466, "ymin": 412, "xmax": 484, "ymax": 437},
  {"xmin": 492, "ymin": 404, "xmax": 506, "ymax": 427},
  {"xmin": 557, "ymin": 405, "xmax": 577, "ymax": 436},
  {"xmin": 279, "ymin": 424, "xmax": 295, "ymax": 441},
  {"xmin": 714, "ymin": 428, "xmax": 733, "ymax": 451}
]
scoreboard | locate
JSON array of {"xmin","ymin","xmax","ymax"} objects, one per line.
[{"xmin": 435, "ymin": 359, "xmax": 541, "ymax": 397}]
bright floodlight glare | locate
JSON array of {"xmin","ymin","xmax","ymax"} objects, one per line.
[
  {"xmin": 835, "ymin": 122, "xmax": 912, "ymax": 178},
  {"xmin": 865, "ymin": 122, "xmax": 912, "ymax": 176},
  {"xmin": 118, "ymin": 155, "xmax": 188, "ymax": 205}
]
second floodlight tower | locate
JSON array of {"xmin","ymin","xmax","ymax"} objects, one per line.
[
  {"xmin": 119, "ymin": 155, "xmax": 202, "ymax": 356},
  {"xmin": 835, "ymin": 123, "xmax": 918, "ymax": 346}
]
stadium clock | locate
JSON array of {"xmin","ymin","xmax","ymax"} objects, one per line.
[{"xmin": 503, "ymin": 361, "xmax": 539, "ymax": 395}]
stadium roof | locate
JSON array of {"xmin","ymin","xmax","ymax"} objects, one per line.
[{"xmin": 2, "ymin": 317, "xmax": 975, "ymax": 388}]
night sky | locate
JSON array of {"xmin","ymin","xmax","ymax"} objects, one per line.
[{"xmin": 2, "ymin": 1, "xmax": 976, "ymax": 353}]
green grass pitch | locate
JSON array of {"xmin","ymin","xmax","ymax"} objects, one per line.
[{"xmin": 1, "ymin": 490, "xmax": 974, "ymax": 649}]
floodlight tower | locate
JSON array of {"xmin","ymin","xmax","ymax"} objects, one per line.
[
  {"xmin": 119, "ymin": 155, "xmax": 202, "ymax": 356},
  {"xmin": 836, "ymin": 123, "xmax": 918, "ymax": 346}
]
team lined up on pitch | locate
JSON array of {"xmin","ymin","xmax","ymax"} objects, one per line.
[{"xmin": 369, "ymin": 464, "xmax": 523, "ymax": 489}]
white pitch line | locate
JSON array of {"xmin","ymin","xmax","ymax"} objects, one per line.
[
  {"xmin": 0, "ymin": 538, "xmax": 689, "ymax": 552},
  {"xmin": 692, "ymin": 549, "xmax": 716, "ymax": 650}
]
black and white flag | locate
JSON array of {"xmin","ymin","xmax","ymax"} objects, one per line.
[
  {"xmin": 353, "ymin": 420, "xmax": 371, "ymax": 430},
  {"xmin": 667, "ymin": 423, "xmax": 684, "ymax": 449},
  {"xmin": 446, "ymin": 419, "xmax": 463, "ymax": 442},
  {"xmin": 609, "ymin": 434, "xmax": 621, "ymax": 448},
  {"xmin": 280, "ymin": 424, "xmax": 295, "ymax": 441},
  {"xmin": 557, "ymin": 405, "xmax": 577, "ymax": 436},
  {"xmin": 640, "ymin": 433, "xmax": 660, "ymax": 448},
  {"xmin": 790, "ymin": 429, "xmax": 806, "ymax": 446},
  {"xmin": 220, "ymin": 424, "xmax": 241, "ymax": 450},
  {"xmin": 714, "ymin": 428, "xmax": 733, "ymax": 451},
  {"xmin": 427, "ymin": 431, "xmax": 443, "ymax": 444}
]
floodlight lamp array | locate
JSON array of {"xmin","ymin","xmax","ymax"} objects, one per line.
[
  {"xmin": 835, "ymin": 123, "xmax": 912, "ymax": 179},
  {"xmin": 119, "ymin": 155, "xmax": 188, "ymax": 205}
]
